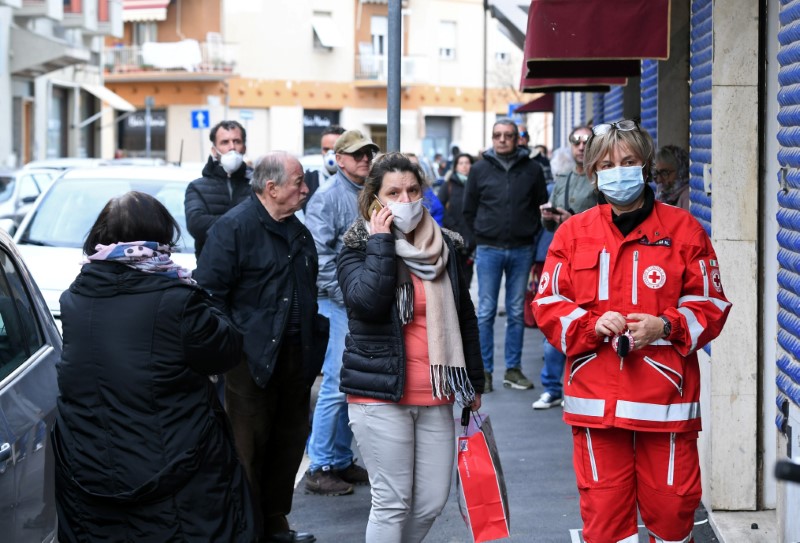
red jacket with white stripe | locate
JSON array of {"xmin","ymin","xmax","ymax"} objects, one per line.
[{"xmin": 532, "ymin": 201, "xmax": 731, "ymax": 432}]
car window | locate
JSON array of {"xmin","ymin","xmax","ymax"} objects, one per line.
[
  {"xmin": 18, "ymin": 175, "xmax": 39, "ymax": 201},
  {"xmin": 21, "ymin": 178, "xmax": 194, "ymax": 253},
  {"xmin": 32, "ymin": 173, "xmax": 55, "ymax": 193},
  {"xmin": 0, "ymin": 177, "xmax": 14, "ymax": 203},
  {"xmin": 0, "ymin": 250, "xmax": 44, "ymax": 381}
]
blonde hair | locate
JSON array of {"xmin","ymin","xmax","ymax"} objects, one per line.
[{"xmin": 583, "ymin": 124, "xmax": 654, "ymax": 184}]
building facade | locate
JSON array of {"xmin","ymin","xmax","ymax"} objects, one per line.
[{"xmin": 104, "ymin": 0, "xmax": 529, "ymax": 164}]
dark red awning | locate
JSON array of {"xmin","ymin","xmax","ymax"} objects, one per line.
[
  {"xmin": 520, "ymin": 75, "xmax": 627, "ymax": 94},
  {"xmin": 514, "ymin": 94, "xmax": 555, "ymax": 113},
  {"xmin": 523, "ymin": 0, "xmax": 670, "ymax": 79}
]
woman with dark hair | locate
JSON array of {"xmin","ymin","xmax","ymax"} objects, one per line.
[
  {"xmin": 337, "ymin": 152, "xmax": 484, "ymax": 542},
  {"xmin": 653, "ymin": 144, "xmax": 691, "ymax": 209},
  {"xmin": 438, "ymin": 152, "xmax": 476, "ymax": 285},
  {"xmin": 533, "ymin": 121, "xmax": 731, "ymax": 543},
  {"xmin": 53, "ymin": 191, "xmax": 255, "ymax": 542}
]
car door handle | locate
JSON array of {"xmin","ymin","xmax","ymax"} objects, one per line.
[{"xmin": 0, "ymin": 442, "xmax": 10, "ymax": 462}]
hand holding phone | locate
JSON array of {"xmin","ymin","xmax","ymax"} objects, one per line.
[{"xmin": 369, "ymin": 196, "xmax": 384, "ymax": 216}]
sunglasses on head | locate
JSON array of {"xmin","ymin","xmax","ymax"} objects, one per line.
[
  {"xmin": 569, "ymin": 134, "xmax": 591, "ymax": 145},
  {"xmin": 347, "ymin": 149, "xmax": 375, "ymax": 162},
  {"xmin": 591, "ymin": 119, "xmax": 640, "ymax": 137},
  {"xmin": 519, "ymin": 131, "xmax": 529, "ymax": 138}
]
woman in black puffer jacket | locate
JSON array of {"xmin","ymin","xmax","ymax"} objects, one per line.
[
  {"xmin": 54, "ymin": 191, "xmax": 256, "ymax": 542},
  {"xmin": 336, "ymin": 153, "xmax": 483, "ymax": 542}
]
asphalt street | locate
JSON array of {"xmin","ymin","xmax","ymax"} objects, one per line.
[{"xmin": 291, "ymin": 301, "xmax": 720, "ymax": 541}]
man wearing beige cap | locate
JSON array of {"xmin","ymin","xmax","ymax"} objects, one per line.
[{"xmin": 303, "ymin": 129, "xmax": 378, "ymax": 496}]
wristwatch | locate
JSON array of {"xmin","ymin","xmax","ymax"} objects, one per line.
[{"xmin": 659, "ymin": 316, "xmax": 672, "ymax": 339}]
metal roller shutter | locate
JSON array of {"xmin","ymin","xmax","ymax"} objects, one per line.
[
  {"xmin": 689, "ymin": 0, "xmax": 713, "ymax": 235},
  {"xmin": 640, "ymin": 59, "xmax": 659, "ymax": 145},
  {"xmin": 593, "ymin": 92, "xmax": 605, "ymax": 124},
  {"xmin": 776, "ymin": 0, "xmax": 800, "ymax": 431},
  {"xmin": 605, "ymin": 87, "xmax": 624, "ymax": 122}
]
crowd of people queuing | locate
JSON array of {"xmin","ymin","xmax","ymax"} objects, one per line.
[{"xmin": 50, "ymin": 116, "xmax": 728, "ymax": 543}]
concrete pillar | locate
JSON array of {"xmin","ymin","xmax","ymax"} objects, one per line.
[
  {"xmin": 709, "ymin": 0, "xmax": 760, "ymax": 511},
  {"xmin": 657, "ymin": 0, "xmax": 690, "ymax": 149},
  {"xmin": 0, "ymin": 8, "xmax": 12, "ymax": 166}
]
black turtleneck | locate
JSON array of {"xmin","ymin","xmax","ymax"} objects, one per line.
[{"xmin": 597, "ymin": 184, "xmax": 656, "ymax": 237}]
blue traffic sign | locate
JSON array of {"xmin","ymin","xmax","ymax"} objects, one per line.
[{"xmin": 191, "ymin": 110, "xmax": 210, "ymax": 129}]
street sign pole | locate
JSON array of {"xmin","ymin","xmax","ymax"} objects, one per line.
[
  {"xmin": 145, "ymin": 96, "xmax": 154, "ymax": 158},
  {"xmin": 387, "ymin": 0, "xmax": 401, "ymax": 152},
  {"xmin": 191, "ymin": 109, "xmax": 210, "ymax": 162}
]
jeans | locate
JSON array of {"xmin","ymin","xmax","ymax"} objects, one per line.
[
  {"xmin": 349, "ymin": 403, "xmax": 455, "ymax": 543},
  {"xmin": 541, "ymin": 337, "xmax": 566, "ymax": 398},
  {"xmin": 307, "ymin": 299, "xmax": 354, "ymax": 471},
  {"xmin": 475, "ymin": 244, "xmax": 535, "ymax": 373}
]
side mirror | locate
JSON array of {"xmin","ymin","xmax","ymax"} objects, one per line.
[{"xmin": 21, "ymin": 195, "xmax": 37, "ymax": 204}]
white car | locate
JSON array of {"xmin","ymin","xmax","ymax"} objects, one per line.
[
  {"xmin": 0, "ymin": 169, "xmax": 58, "ymax": 229},
  {"xmin": 13, "ymin": 166, "xmax": 198, "ymax": 322}
]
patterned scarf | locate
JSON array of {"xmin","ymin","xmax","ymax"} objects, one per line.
[
  {"xmin": 368, "ymin": 212, "xmax": 475, "ymax": 406},
  {"xmin": 85, "ymin": 241, "xmax": 195, "ymax": 285}
]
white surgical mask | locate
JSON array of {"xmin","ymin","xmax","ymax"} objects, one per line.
[
  {"xmin": 323, "ymin": 150, "xmax": 337, "ymax": 174},
  {"xmin": 216, "ymin": 148, "xmax": 244, "ymax": 175},
  {"xmin": 596, "ymin": 165, "xmax": 645, "ymax": 206},
  {"xmin": 388, "ymin": 198, "xmax": 425, "ymax": 234}
]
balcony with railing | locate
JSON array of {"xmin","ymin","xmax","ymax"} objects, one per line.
[
  {"xmin": 103, "ymin": 40, "xmax": 238, "ymax": 81},
  {"xmin": 15, "ymin": 0, "xmax": 63, "ymax": 20},
  {"xmin": 63, "ymin": 0, "xmax": 98, "ymax": 32},
  {"xmin": 354, "ymin": 54, "xmax": 429, "ymax": 86}
]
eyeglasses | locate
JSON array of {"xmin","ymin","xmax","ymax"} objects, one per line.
[
  {"xmin": 492, "ymin": 132, "xmax": 516, "ymax": 141},
  {"xmin": 346, "ymin": 149, "xmax": 375, "ymax": 162},
  {"xmin": 591, "ymin": 119, "xmax": 640, "ymax": 137},
  {"xmin": 519, "ymin": 131, "xmax": 529, "ymax": 139},
  {"xmin": 653, "ymin": 168, "xmax": 675, "ymax": 179},
  {"xmin": 569, "ymin": 134, "xmax": 591, "ymax": 145}
]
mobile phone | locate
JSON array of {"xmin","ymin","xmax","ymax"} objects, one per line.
[
  {"xmin": 368, "ymin": 196, "xmax": 384, "ymax": 216},
  {"xmin": 543, "ymin": 205, "xmax": 563, "ymax": 215}
]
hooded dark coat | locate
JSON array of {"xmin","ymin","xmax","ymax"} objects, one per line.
[{"xmin": 54, "ymin": 262, "xmax": 256, "ymax": 542}]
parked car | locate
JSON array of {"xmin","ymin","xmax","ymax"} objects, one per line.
[
  {"xmin": 13, "ymin": 166, "xmax": 198, "ymax": 322},
  {"xmin": 299, "ymin": 153, "xmax": 323, "ymax": 173},
  {"xmin": 21, "ymin": 158, "xmax": 108, "ymax": 172},
  {"xmin": 0, "ymin": 169, "xmax": 59, "ymax": 231},
  {"xmin": 0, "ymin": 227, "xmax": 62, "ymax": 542}
]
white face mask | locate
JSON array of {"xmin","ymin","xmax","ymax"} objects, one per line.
[
  {"xmin": 388, "ymin": 198, "xmax": 425, "ymax": 234},
  {"xmin": 216, "ymin": 148, "xmax": 244, "ymax": 175},
  {"xmin": 323, "ymin": 150, "xmax": 337, "ymax": 174}
]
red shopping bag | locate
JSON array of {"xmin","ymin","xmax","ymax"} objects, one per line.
[
  {"xmin": 524, "ymin": 263, "xmax": 542, "ymax": 328},
  {"xmin": 456, "ymin": 410, "xmax": 510, "ymax": 542}
]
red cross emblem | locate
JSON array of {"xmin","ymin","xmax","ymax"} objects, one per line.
[
  {"xmin": 538, "ymin": 271, "xmax": 550, "ymax": 294},
  {"xmin": 642, "ymin": 265, "xmax": 666, "ymax": 289},
  {"xmin": 711, "ymin": 270, "xmax": 723, "ymax": 292}
]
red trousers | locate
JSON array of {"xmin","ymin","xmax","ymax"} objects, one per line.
[{"xmin": 571, "ymin": 427, "xmax": 701, "ymax": 543}]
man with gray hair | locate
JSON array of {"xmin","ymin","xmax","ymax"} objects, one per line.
[{"xmin": 194, "ymin": 152, "xmax": 326, "ymax": 543}]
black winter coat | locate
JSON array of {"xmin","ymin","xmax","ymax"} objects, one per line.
[
  {"xmin": 336, "ymin": 220, "xmax": 484, "ymax": 401},
  {"xmin": 185, "ymin": 156, "xmax": 252, "ymax": 257},
  {"xmin": 438, "ymin": 176, "xmax": 474, "ymax": 252},
  {"xmin": 462, "ymin": 147, "xmax": 548, "ymax": 248},
  {"xmin": 194, "ymin": 193, "xmax": 327, "ymax": 388},
  {"xmin": 55, "ymin": 262, "xmax": 255, "ymax": 542}
]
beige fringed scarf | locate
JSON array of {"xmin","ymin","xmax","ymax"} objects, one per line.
[{"xmin": 373, "ymin": 211, "xmax": 475, "ymax": 406}]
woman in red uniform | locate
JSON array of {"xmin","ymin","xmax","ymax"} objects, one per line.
[{"xmin": 532, "ymin": 120, "xmax": 731, "ymax": 543}]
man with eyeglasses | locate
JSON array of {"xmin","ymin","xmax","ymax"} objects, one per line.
[
  {"xmin": 303, "ymin": 129, "xmax": 377, "ymax": 496},
  {"xmin": 463, "ymin": 119, "xmax": 549, "ymax": 392},
  {"xmin": 533, "ymin": 125, "xmax": 597, "ymax": 410}
]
